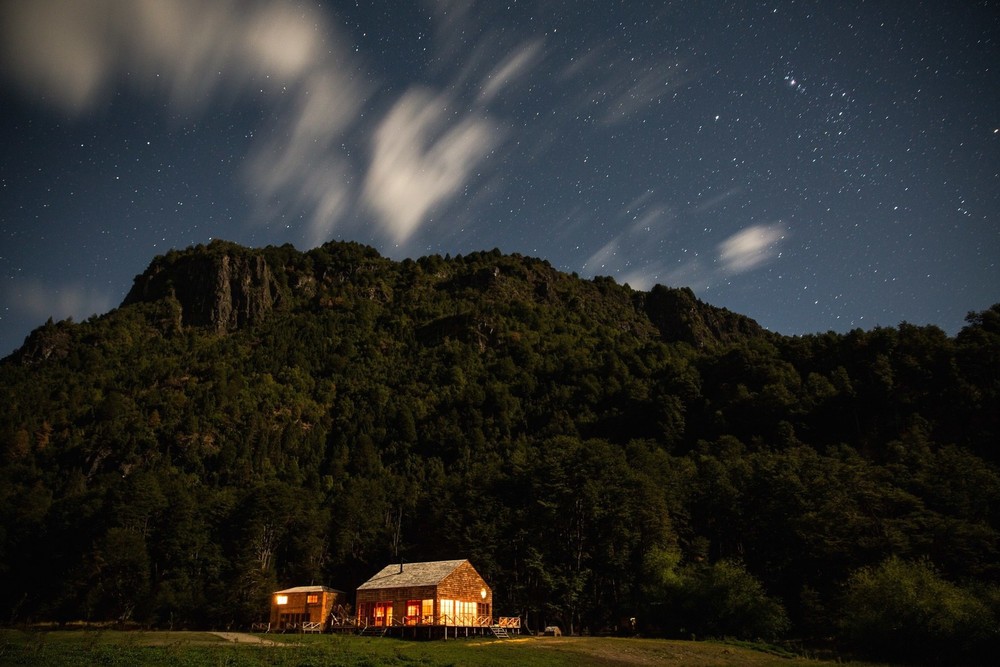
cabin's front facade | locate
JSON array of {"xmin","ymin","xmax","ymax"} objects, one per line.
[
  {"xmin": 356, "ymin": 559, "xmax": 492, "ymax": 631},
  {"xmin": 269, "ymin": 585, "xmax": 343, "ymax": 631}
]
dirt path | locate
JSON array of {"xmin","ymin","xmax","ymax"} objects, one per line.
[{"xmin": 210, "ymin": 631, "xmax": 283, "ymax": 646}]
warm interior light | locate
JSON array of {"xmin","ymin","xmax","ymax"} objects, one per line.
[{"xmin": 276, "ymin": 595, "xmax": 288, "ymax": 605}]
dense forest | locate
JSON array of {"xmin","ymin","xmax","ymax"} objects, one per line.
[{"xmin": 1, "ymin": 239, "xmax": 998, "ymax": 664}]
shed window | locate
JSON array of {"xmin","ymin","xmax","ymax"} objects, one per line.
[
  {"xmin": 276, "ymin": 595, "xmax": 288, "ymax": 605},
  {"xmin": 306, "ymin": 594, "xmax": 319, "ymax": 604}
]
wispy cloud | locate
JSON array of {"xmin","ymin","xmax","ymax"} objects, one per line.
[
  {"xmin": 693, "ymin": 187, "xmax": 744, "ymax": 214},
  {"xmin": 363, "ymin": 89, "xmax": 500, "ymax": 244},
  {"xmin": 0, "ymin": 0, "xmax": 542, "ymax": 248},
  {"xmin": 560, "ymin": 43, "xmax": 688, "ymax": 126},
  {"xmin": 480, "ymin": 40, "xmax": 544, "ymax": 104},
  {"xmin": 8, "ymin": 279, "xmax": 115, "ymax": 324},
  {"xmin": 599, "ymin": 67, "xmax": 685, "ymax": 125},
  {"xmin": 718, "ymin": 224, "xmax": 786, "ymax": 273},
  {"xmin": 580, "ymin": 198, "xmax": 786, "ymax": 292},
  {"xmin": 583, "ymin": 200, "xmax": 681, "ymax": 289},
  {"xmin": 244, "ymin": 67, "xmax": 366, "ymax": 246},
  {"xmin": 584, "ymin": 238, "xmax": 621, "ymax": 273},
  {"xmin": 0, "ymin": 0, "xmax": 364, "ymax": 244},
  {"xmin": 0, "ymin": 0, "xmax": 337, "ymax": 111},
  {"xmin": 1, "ymin": 0, "xmax": 117, "ymax": 113}
]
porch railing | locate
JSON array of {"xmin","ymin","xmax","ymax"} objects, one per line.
[{"xmin": 357, "ymin": 612, "xmax": 498, "ymax": 627}]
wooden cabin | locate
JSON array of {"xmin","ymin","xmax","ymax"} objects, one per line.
[
  {"xmin": 269, "ymin": 585, "xmax": 343, "ymax": 631},
  {"xmin": 356, "ymin": 559, "xmax": 492, "ymax": 630}
]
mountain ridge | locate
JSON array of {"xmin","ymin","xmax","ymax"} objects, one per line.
[
  {"xmin": 11, "ymin": 238, "xmax": 771, "ymax": 364},
  {"xmin": 1, "ymin": 239, "xmax": 998, "ymax": 664}
]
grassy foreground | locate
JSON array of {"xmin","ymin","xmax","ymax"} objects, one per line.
[{"xmin": 0, "ymin": 629, "xmax": 881, "ymax": 667}]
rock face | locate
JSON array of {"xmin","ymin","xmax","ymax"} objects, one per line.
[
  {"xmin": 122, "ymin": 244, "xmax": 279, "ymax": 333},
  {"xmin": 15, "ymin": 319, "xmax": 73, "ymax": 364},
  {"xmin": 641, "ymin": 284, "xmax": 769, "ymax": 347}
]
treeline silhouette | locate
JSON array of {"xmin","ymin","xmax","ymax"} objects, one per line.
[{"xmin": 2, "ymin": 240, "xmax": 998, "ymax": 664}]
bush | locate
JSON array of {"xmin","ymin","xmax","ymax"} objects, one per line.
[
  {"xmin": 841, "ymin": 556, "xmax": 999, "ymax": 664},
  {"xmin": 662, "ymin": 559, "xmax": 790, "ymax": 641}
]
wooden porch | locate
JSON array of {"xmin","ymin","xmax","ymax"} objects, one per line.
[{"xmin": 355, "ymin": 615, "xmax": 521, "ymax": 640}]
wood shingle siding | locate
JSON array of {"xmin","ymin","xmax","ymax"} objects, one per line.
[
  {"xmin": 356, "ymin": 559, "xmax": 492, "ymax": 628},
  {"xmin": 269, "ymin": 585, "xmax": 344, "ymax": 631}
]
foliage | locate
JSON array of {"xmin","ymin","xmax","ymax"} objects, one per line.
[
  {"xmin": 643, "ymin": 557, "xmax": 789, "ymax": 640},
  {"xmin": 840, "ymin": 556, "xmax": 1000, "ymax": 664},
  {"xmin": 1, "ymin": 240, "xmax": 998, "ymax": 665}
]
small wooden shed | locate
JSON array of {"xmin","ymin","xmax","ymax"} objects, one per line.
[
  {"xmin": 356, "ymin": 559, "xmax": 492, "ymax": 629},
  {"xmin": 269, "ymin": 585, "xmax": 343, "ymax": 631}
]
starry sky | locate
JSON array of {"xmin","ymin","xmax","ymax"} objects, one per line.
[{"xmin": 1, "ymin": 0, "xmax": 998, "ymax": 356}]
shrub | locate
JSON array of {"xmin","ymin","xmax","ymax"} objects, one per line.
[
  {"xmin": 841, "ymin": 556, "xmax": 998, "ymax": 664},
  {"xmin": 657, "ymin": 559, "xmax": 790, "ymax": 641}
]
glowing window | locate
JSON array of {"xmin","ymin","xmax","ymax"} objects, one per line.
[
  {"xmin": 276, "ymin": 595, "xmax": 288, "ymax": 605},
  {"xmin": 458, "ymin": 601, "xmax": 476, "ymax": 624},
  {"xmin": 307, "ymin": 594, "xmax": 319, "ymax": 604},
  {"xmin": 440, "ymin": 599, "xmax": 454, "ymax": 624},
  {"xmin": 374, "ymin": 602, "xmax": 392, "ymax": 626}
]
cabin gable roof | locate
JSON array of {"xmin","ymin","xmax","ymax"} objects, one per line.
[
  {"xmin": 273, "ymin": 585, "xmax": 342, "ymax": 595},
  {"xmin": 357, "ymin": 559, "xmax": 470, "ymax": 590}
]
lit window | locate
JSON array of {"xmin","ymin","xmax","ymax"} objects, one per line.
[
  {"xmin": 458, "ymin": 601, "xmax": 476, "ymax": 624},
  {"xmin": 440, "ymin": 599, "xmax": 454, "ymax": 624},
  {"xmin": 307, "ymin": 594, "xmax": 319, "ymax": 604},
  {"xmin": 276, "ymin": 595, "xmax": 288, "ymax": 605}
]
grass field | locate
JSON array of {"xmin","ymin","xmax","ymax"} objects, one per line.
[{"xmin": 0, "ymin": 629, "xmax": 884, "ymax": 667}]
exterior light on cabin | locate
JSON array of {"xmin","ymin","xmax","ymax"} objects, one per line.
[
  {"xmin": 275, "ymin": 595, "xmax": 288, "ymax": 605},
  {"xmin": 480, "ymin": 588, "xmax": 487, "ymax": 599}
]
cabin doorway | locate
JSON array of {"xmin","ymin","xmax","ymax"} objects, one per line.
[{"xmin": 374, "ymin": 602, "xmax": 392, "ymax": 627}]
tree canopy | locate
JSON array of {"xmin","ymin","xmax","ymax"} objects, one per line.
[{"xmin": 1, "ymin": 240, "xmax": 998, "ymax": 663}]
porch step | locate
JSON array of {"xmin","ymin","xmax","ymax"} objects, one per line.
[
  {"xmin": 490, "ymin": 625, "xmax": 509, "ymax": 639},
  {"xmin": 359, "ymin": 626, "xmax": 388, "ymax": 637}
]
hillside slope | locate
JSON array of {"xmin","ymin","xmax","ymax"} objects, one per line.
[{"xmin": 1, "ymin": 240, "xmax": 998, "ymax": 663}]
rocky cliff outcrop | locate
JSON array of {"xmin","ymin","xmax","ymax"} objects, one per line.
[
  {"xmin": 14, "ymin": 318, "xmax": 73, "ymax": 365},
  {"xmin": 122, "ymin": 242, "xmax": 280, "ymax": 333},
  {"xmin": 640, "ymin": 284, "xmax": 770, "ymax": 347}
]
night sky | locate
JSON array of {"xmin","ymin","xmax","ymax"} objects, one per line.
[{"xmin": 1, "ymin": 0, "xmax": 998, "ymax": 356}]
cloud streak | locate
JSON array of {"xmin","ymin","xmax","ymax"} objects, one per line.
[
  {"xmin": 7, "ymin": 279, "xmax": 115, "ymax": 326},
  {"xmin": 1, "ymin": 0, "xmax": 117, "ymax": 113},
  {"xmin": 0, "ymin": 0, "xmax": 360, "ymax": 245},
  {"xmin": 0, "ymin": 0, "xmax": 338, "ymax": 112},
  {"xmin": 718, "ymin": 224, "xmax": 786, "ymax": 273},
  {"xmin": 1, "ymin": 0, "xmax": 536, "ymax": 249},
  {"xmin": 560, "ymin": 44, "xmax": 687, "ymax": 126},
  {"xmin": 479, "ymin": 40, "xmax": 543, "ymax": 104},
  {"xmin": 363, "ymin": 89, "xmax": 500, "ymax": 244},
  {"xmin": 581, "ymin": 198, "xmax": 786, "ymax": 293}
]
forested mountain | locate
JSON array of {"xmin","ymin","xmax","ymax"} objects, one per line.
[{"xmin": 2, "ymin": 239, "xmax": 999, "ymax": 663}]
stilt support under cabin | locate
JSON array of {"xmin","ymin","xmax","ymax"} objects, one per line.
[{"xmin": 362, "ymin": 624, "xmax": 502, "ymax": 640}]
